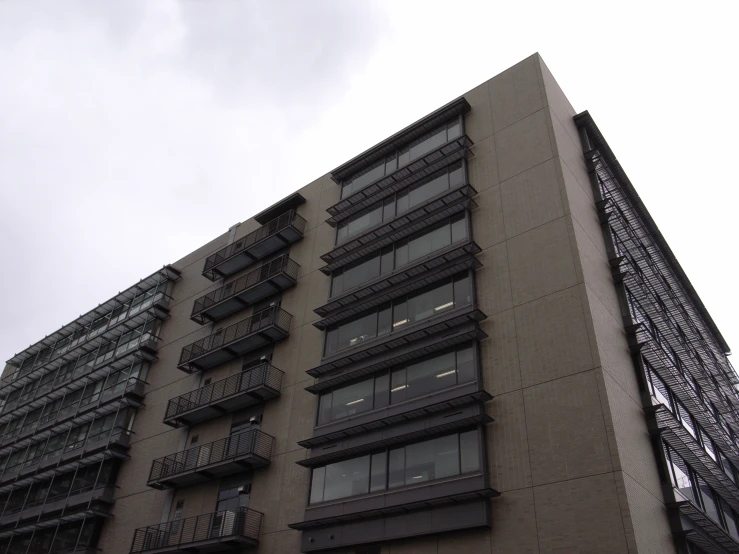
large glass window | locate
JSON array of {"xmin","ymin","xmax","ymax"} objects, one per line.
[
  {"xmin": 309, "ymin": 430, "xmax": 479, "ymax": 504},
  {"xmin": 337, "ymin": 163, "xmax": 465, "ymax": 245},
  {"xmin": 331, "ymin": 214, "xmax": 468, "ymax": 298},
  {"xmin": 325, "ymin": 273, "xmax": 471, "ymax": 357},
  {"xmin": 341, "ymin": 120, "xmax": 462, "ymax": 199},
  {"xmin": 665, "ymin": 445, "xmax": 695, "ymax": 502},
  {"xmin": 318, "ymin": 346, "xmax": 475, "ymax": 425}
]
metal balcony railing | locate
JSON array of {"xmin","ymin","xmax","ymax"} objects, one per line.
[
  {"xmin": 202, "ymin": 210, "xmax": 306, "ymax": 281},
  {"xmin": 191, "ymin": 256, "xmax": 299, "ymax": 324},
  {"xmin": 164, "ymin": 364, "xmax": 283, "ymax": 427},
  {"xmin": 147, "ymin": 429, "xmax": 273, "ymax": 488},
  {"xmin": 130, "ymin": 507, "xmax": 263, "ymax": 553},
  {"xmin": 177, "ymin": 307, "xmax": 291, "ymax": 372}
]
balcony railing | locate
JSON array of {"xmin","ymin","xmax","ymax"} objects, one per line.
[
  {"xmin": 202, "ymin": 210, "xmax": 306, "ymax": 281},
  {"xmin": 191, "ymin": 256, "xmax": 299, "ymax": 324},
  {"xmin": 164, "ymin": 364, "xmax": 283, "ymax": 428},
  {"xmin": 177, "ymin": 307, "xmax": 291, "ymax": 373},
  {"xmin": 130, "ymin": 508, "xmax": 263, "ymax": 553},
  {"xmin": 147, "ymin": 429, "xmax": 274, "ymax": 489}
]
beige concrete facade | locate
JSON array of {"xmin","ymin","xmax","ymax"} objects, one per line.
[{"xmin": 3, "ymin": 54, "xmax": 691, "ymax": 554}]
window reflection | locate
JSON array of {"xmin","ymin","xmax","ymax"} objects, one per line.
[
  {"xmin": 330, "ymin": 214, "xmax": 468, "ymax": 298},
  {"xmin": 318, "ymin": 346, "xmax": 475, "ymax": 425},
  {"xmin": 341, "ymin": 120, "xmax": 462, "ymax": 199},
  {"xmin": 309, "ymin": 431, "xmax": 479, "ymax": 504},
  {"xmin": 325, "ymin": 273, "xmax": 472, "ymax": 357}
]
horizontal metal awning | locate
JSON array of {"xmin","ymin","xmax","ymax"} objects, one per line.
[
  {"xmin": 299, "ymin": 390, "xmax": 492, "ymax": 449},
  {"xmin": 315, "ymin": 241, "xmax": 481, "ymax": 319},
  {"xmin": 321, "ymin": 185, "xmax": 477, "ymax": 272},
  {"xmin": 316, "ymin": 250, "xmax": 480, "ymax": 331},
  {"xmin": 289, "ymin": 487, "xmax": 498, "ymax": 530},
  {"xmin": 307, "ymin": 307, "xmax": 486, "ymax": 379},
  {"xmin": 330, "ymin": 98, "xmax": 471, "ymax": 184},
  {"xmin": 671, "ymin": 500, "xmax": 739, "ymax": 553},
  {"xmin": 326, "ymin": 136, "xmax": 474, "ymax": 225},
  {"xmin": 647, "ymin": 404, "xmax": 739, "ymax": 512},
  {"xmin": 297, "ymin": 412, "xmax": 491, "ymax": 468}
]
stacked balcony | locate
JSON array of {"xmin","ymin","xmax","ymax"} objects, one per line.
[
  {"xmin": 177, "ymin": 307, "xmax": 291, "ymax": 373},
  {"xmin": 163, "ymin": 364, "xmax": 283, "ymax": 428},
  {"xmin": 130, "ymin": 507, "xmax": 263, "ymax": 554},
  {"xmin": 202, "ymin": 210, "xmax": 306, "ymax": 282},
  {"xmin": 191, "ymin": 255, "xmax": 299, "ymax": 324},
  {"xmin": 147, "ymin": 429, "xmax": 274, "ymax": 489}
]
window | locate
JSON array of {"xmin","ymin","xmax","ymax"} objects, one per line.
[
  {"xmin": 171, "ymin": 500, "xmax": 184, "ymax": 534},
  {"xmin": 341, "ymin": 120, "xmax": 462, "ymax": 200},
  {"xmin": 330, "ymin": 214, "xmax": 467, "ymax": 298},
  {"xmin": 337, "ymin": 162, "xmax": 465, "ymax": 245},
  {"xmin": 309, "ymin": 431, "xmax": 480, "ymax": 504},
  {"xmin": 325, "ymin": 274, "xmax": 472, "ymax": 357},
  {"xmin": 697, "ymin": 477, "xmax": 720, "ymax": 524},
  {"xmin": 665, "ymin": 445, "xmax": 695, "ymax": 502},
  {"xmin": 216, "ymin": 485, "xmax": 251, "ymax": 511}
]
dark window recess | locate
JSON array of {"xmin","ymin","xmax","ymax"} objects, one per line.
[
  {"xmin": 190, "ymin": 436, "xmax": 199, "ymax": 445},
  {"xmin": 341, "ymin": 119, "xmax": 462, "ymax": 199},
  {"xmin": 331, "ymin": 214, "xmax": 468, "ymax": 297},
  {"xmin": 203, "ymin": 378, "xmax": 212, "ymax": 387},
  {"xmin": 243, "ymin": 347, "xmax": 274, "ymax": 370},
  {"xmin": 252, "ymin": 297, "xmax": 281, "ymax": 314},
  {"xmin": 309, "ymin": 430, "xmax": 480, "ymax": 504},
  {"xmin": 216, "ymin": 483, "xmax": 252, "ymax": 511},
  {"xmin": 337, "ymin": 162, "xmax": 464, "ymax": 244},
  {"xmin": 318, "ymin": 345, "xmax": 475, "ymax": 425},
  {"xmin": 231, "ymin": 407, "xmax": 263, "ymax": 434},
  {"xmin": 325, "ymin": 272, "xmax": 472, "ymax": 357}
]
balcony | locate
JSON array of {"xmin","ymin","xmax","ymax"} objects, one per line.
[
  {"xmin": 191, "ymin": 256, "xmax": 299, "ymax": 324},
  {"xmin": 202, "ymin": 210, "xmax": 306, "ymax": 281},
  {"xmin": 178, "ymin": 307, "xmax": 291, "ymax": 373},
  {"xmin": 147, "ymin": 429, "xmax": 274, "ymax": 489},
  {"xmin": 163, "ymin": 364, "xmax": 283, "ymax": 428},
  {"xmin": 130, "ymin": 508, "xmax": 263, "ymax": 554}
]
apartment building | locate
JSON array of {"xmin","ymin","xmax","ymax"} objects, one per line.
[{"xmin": 0, "ymin": 53, "xmax": 736, "ymax": 554}]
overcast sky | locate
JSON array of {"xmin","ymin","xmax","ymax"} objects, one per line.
[{"xmin": 0, "ymin": 0, "xmax": 736, "ymax": 363}]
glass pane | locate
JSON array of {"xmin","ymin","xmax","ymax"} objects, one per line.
[
  {"xmin": 396, "ymin": 191, "xmax": 409, "ymax": 215},
  {"xmin": 460, "ymin": 430, "xmax": 480, "ymax": 473},
  {"xmin": 310, "ymin": 467, "xmax": 325, "ymax": 504},
  {"xmin": 395, "ymin": 242, "xmax": 408, "ymax": 267},
  {"xmin": 324, "ymin": 456, "xmax": 370, "ymax": 501},
  {"xmin": 408, "ymin": 223, "xmax": 451, "ymax": 262},
  {"xmin": 404, "ymin": 439, "xmax": 434, "ymax": 485},
  {"xmin": 343, "ymin": 255, "xmax": 381, "ymax": 292},
  {"xmin": 668, "ymin": 448, "xmax": 694, "ymax": 502},
  {"xmin": 378, "ymin": 304, "xmax": 392, "ymax": 337},
  {"xmin": 330, "ymin": 378, "xmax": 374, "ymax": 421},
  {"xmin": 388, "ymin": 448, "xmax": 405, "ymax": 488},
  {"xmin": 447, "ymin": 120, "xmax": 461, "ymax": 140},
  {"xmin": 454, "ymin": 274, "xmax": 472, "ymax": 307},
  {"xmin": 698, "ymin": 478, "xmax": 720, "ymax": 523},
  {"xmin": 407, "ymin": 281, "xmax": 454, "ymax": 324},
  {"xmin": 380, "ymin": 246, "xmax": 394, "ymax": 275},
  {"xmin": 345, "ymin": 162, "xmax": 385, "ymax": 199},
  {"xmin": 324, "ymin": 328, "xmax": 338, "ymax": 357},
  {"xmin": 383, "ymin": 196, "xmax": 395, "ymax": 221},
  {"xmin": 391, "ymin": 369, "xmax": 407, "ymax": 404},
  {"xmin": 337, "ymin": 312, "xmax": 378, "ymax": 351},
  {"xmin": 434, "ymin": 434, "xmax": 460, "ymax": 480},
  {"xmin": 370, "ymin": 452, "xmax": 387, "ymax": 492},
  {"xmin": 409, "ymin": 128, "xmax": 446, "ymax": 161},
  {"xmin": 318, "ymin": 392, "xmax": 332, "ymax": 425},
  {"xmin": 451, "ymin": 216, "xmax": 467, "ymax": 243},
  {"xmin": 408, "ymin": 171, "xmax": 449, "ymax": 209},
  {"xmin": 449, "ymin": 162, "xmax": 464, "ymax": 188},
  {"xmin": 374, "ymin": 372, "xmax": 389, "ymax": 409},
  {"xmin": 405, "ymin": 352, "xmax": 456, "ymax": 399},
  {"xmin": 723, "ymin": 501, "xmax": 739, "ymax": 541},
  {"xmin": 342, "ymin": 203, "xmax": 383, "ymax": 242},
  {"xmin": 456, "ymin": 346, "xmax": 475, "ymax": 383},
  {"xmin": 331, "ymin": 271, "xmax": 343, "ymax": 297},
  {"xmin": 385, "ymin": 156, "xmax": 397, "ymax": 175},
  {"xmin": 398, "ymin": 148, "xmax": 410, "ymax": 168}
]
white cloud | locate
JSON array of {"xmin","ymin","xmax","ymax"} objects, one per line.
[{"xmin": 0, "ymin": 0, "xmax": 736, "ymax": 360}]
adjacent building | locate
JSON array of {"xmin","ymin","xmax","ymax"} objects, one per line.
[{"xmin": 1, "ymin": 53, "xmax": 736, "ymax": 554}]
